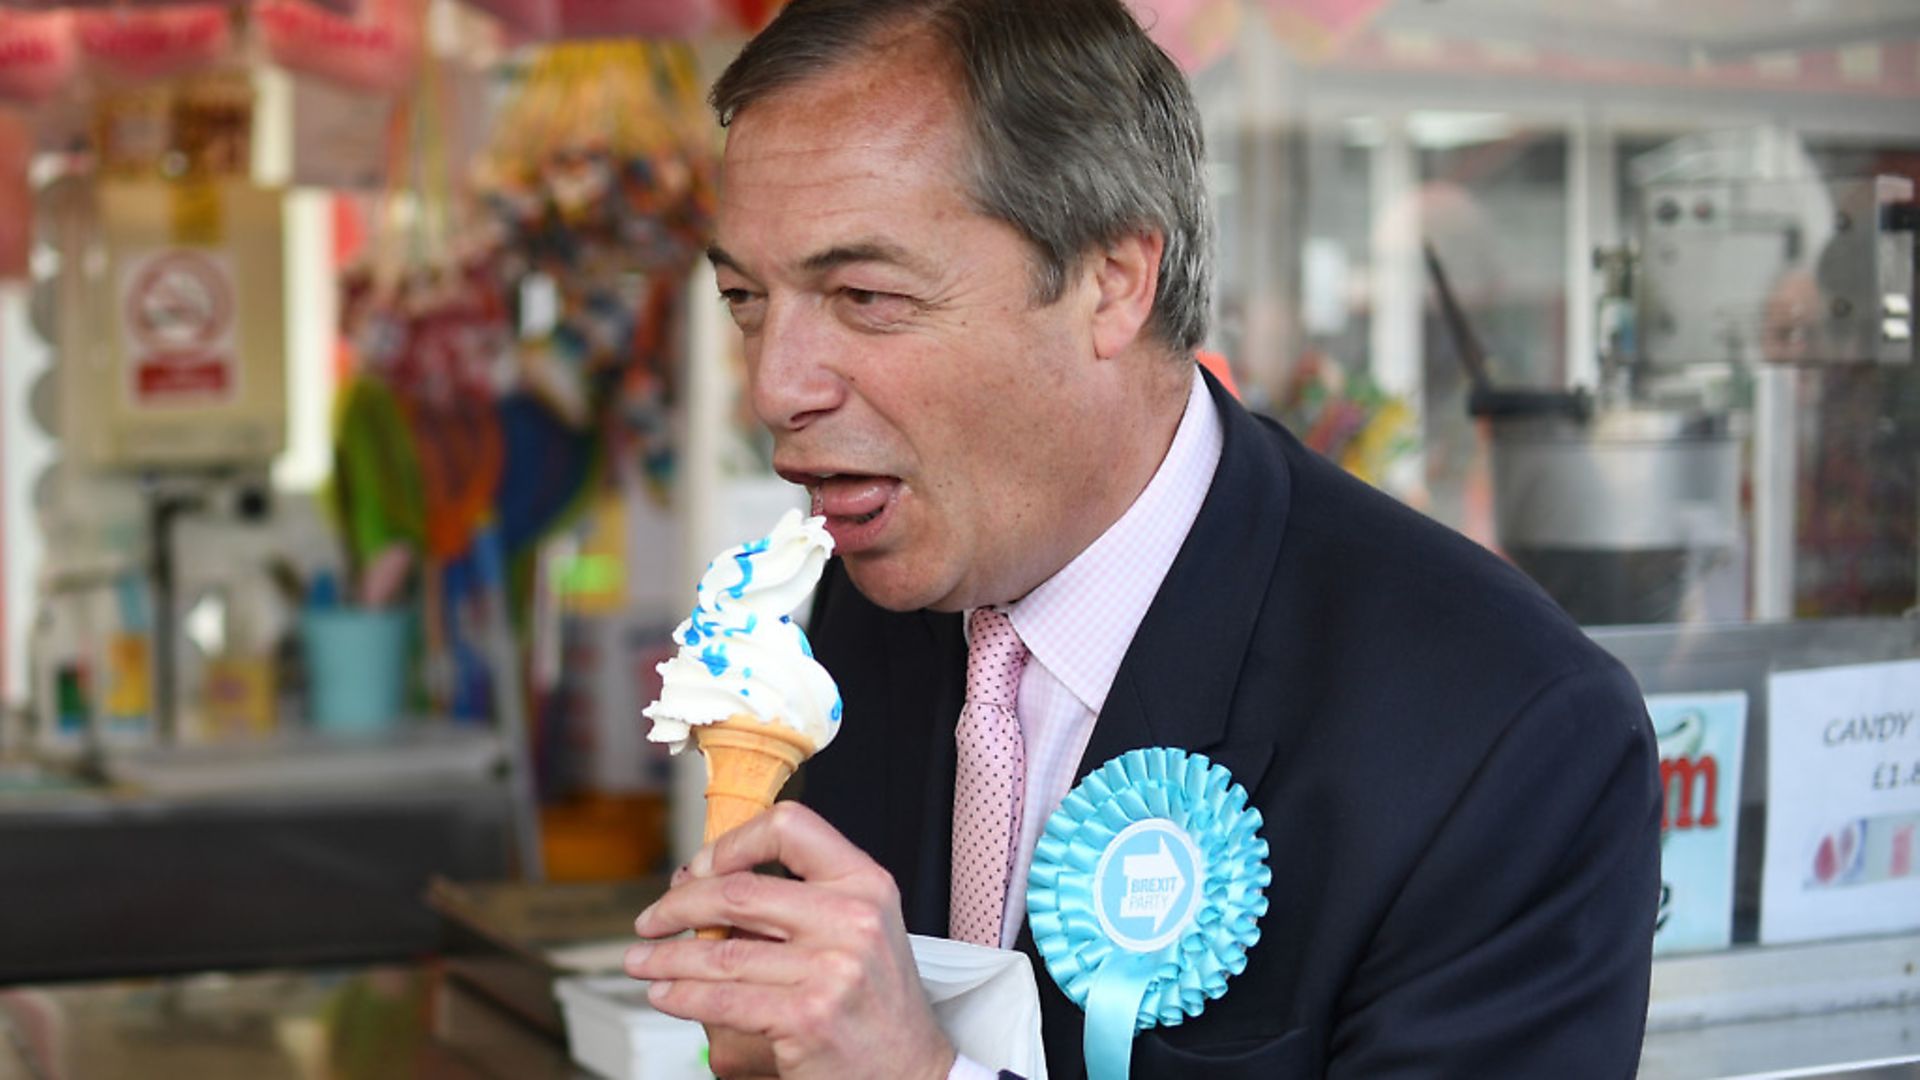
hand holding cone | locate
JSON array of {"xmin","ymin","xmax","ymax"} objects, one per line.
[{"xmin": 693, "ymin": 714, "xmax": 815, "ymax": 940}]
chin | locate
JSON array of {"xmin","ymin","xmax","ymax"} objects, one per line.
[{"xmin": 843, "ymin": 555, "xmax": 962, "ymax": 614}]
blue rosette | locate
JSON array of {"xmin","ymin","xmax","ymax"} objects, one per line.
[{"xmin": 1027, "ymin": 748, "xmax": 1270, "ymax": 1080}]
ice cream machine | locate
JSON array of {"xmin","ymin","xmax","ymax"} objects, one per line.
[
  {"xmin": 1637, "ymin": 175, "xmax": 1914, "ymax": 373},
  {"xmin": 35, "ymin": 174, "xmax": 288, "ymax": 746},
  {"xmin": 1431, "ymin": 156, "xmax": 1916, "ymax": 626}
]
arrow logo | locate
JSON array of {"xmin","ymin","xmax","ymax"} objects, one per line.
[{"xmin": 1120, "ymin": 838, "xmax": 1188, "ymax": 934}]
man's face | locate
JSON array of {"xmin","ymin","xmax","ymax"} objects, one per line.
[{"xmin": 712, "ymin": 45, "xmax": 1111, "ymax": 612}]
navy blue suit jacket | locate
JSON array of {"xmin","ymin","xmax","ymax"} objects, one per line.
[{"xmin": 800, "ymin": 371, "xmax": 1661, "ymax": 1078}]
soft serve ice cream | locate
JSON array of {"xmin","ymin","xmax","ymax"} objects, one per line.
[
  {"xmin": 644, "ymin": 508, "xmax": 843, "ymax": 753},
  {"xmin": 645, "ymin": 511, "xmax": 841, "ymax": 936}
]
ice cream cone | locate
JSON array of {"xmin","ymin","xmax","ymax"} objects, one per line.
[{"xmin": 694, "ymin": 714, "xmax": 815, "ymax": 940}]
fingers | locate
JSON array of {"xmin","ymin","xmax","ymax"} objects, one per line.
[
  {"xmin": 694, "ymin": 802, "xmax": 889, "ymax": 889},
  {"xmin": 624, "ymin": 805, "xmax": 953, "ymax": 1080},
  {"xmin": 704, "ymin": 1025, "xmax": 777, "ymax": 1079},
  {"xmin": 641, "ymin": 978, "xmax": 803, "ymax": 1037},
  {"xmin": 639, "ymin": 803, "xmax": 901, "ymax": 944},
  {"xmin": 634, "ymin": 865, "xmax": 876, "ymax": 942},
  {"xmin": 623, "ymin": 934, "xmax": 816, "ymax": 987},
  {"xmin": 647, "ymin": 955, "xmax": 953, "ymax": 1080},
  {"xmin": 645, "ymin": 966, "xmax": 898, "ymax": 1056}
]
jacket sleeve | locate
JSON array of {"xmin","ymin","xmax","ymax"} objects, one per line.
[{"xmin": 1327, "ymin": 661, "xmax": 1662, "ymax": 1079}]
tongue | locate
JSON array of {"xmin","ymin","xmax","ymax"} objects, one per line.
[{"xmin": 814, "ymin": 476, "xmax": 898, "ymax": 520}]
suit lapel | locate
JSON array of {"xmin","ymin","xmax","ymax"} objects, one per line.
[
  {"xmin": 1020, "ymin": 373, "xmax": 1294, "ymax": 1073},
  {"xmin": 1077, "ymin": 371, "xmax": 1292, "ymax": 787}
]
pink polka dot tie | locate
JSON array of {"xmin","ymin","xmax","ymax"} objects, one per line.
[{"xmin": 950, "ymin": 607, "xmax": 1029, "ymax": 948}]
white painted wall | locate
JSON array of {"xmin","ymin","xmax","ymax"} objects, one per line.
[{"xmin": 2, "ymin": 283, "xmax": 54, "ymax": 712}]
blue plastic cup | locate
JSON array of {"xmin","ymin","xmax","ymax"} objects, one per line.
[{"xmin": 302, "ymin": 608, "xmax": 412, "ymax": 735}]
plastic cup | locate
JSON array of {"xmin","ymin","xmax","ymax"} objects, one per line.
[{"xmin": 301, "ymin": 608, "xmax": 411, "ymax": 735}]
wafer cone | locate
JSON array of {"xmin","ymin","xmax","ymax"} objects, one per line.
[{"xmin": 693, "ymin": 714, "xmax": 815, "ymax": 940}]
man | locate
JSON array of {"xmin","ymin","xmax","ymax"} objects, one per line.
[{"xmin": 626, "ymin": 1, "xmax": 1661, "ymax": 1077}]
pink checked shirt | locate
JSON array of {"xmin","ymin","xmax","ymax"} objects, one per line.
[
  {"xmin": 949, "ymin": 369, "xmax": 1222, "ymax": 1080},
  {"xmin": 989, "ymin": 368, "xmax": 1224, "ymax": 947}
]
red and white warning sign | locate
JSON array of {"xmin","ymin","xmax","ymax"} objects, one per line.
[{"xmin": 119, "ymin": 248, "xmax": 239, "ymax": 405}]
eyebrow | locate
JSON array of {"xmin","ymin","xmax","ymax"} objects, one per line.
[
  {"xmin": 706, "ymin": 240, "xmax": 934, "ymax": 282},
  {"xmin": 707, "ymin": 245, "xmax": 747, "ymax": 277},
  {"xmin": 800, "ymin": 240, "xmax": 929, "ymax": 277}
]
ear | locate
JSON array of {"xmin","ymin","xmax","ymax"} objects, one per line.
[{"xmin": 1089, "ymin": 230, "xmax": 1164, "ymax": 360}]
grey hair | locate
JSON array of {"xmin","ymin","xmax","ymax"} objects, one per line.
[{"xmin": 710, "ymin": 0, "xmax": 1213, "ymax": 354}]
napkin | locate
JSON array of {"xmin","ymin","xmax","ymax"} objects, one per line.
[
  {"xmin": 553, "ymin": 933, "xmax": 1049, "ymax": 1079},
  {"xmin": 910, "ymin": 934, "xmax": 1049, "ymax": 1080}
]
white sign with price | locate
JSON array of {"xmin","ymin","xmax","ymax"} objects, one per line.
[{"xmin": 1761, "ymin": 658, "xmax": 1920, "ymax": 944}]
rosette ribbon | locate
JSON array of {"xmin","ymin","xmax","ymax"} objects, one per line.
[{"xmin": 1027, "ymin": 748, "xmax": 1270, "ymax": 1080}]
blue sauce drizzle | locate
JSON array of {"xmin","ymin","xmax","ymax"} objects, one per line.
[
  {"xmin": 684, "ymin": 608, "xmax": 722, "ymax": 646},
  {"xmin": 727, "ymin": 538, "xmax": 769, "ymax": 600},
  {"xmin": 675, "ymin": 528, "xmax": 837, "ymax": 729}
]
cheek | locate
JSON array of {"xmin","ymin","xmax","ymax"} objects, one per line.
[
  {"xmin": 916, "ymin": 399, "xmax": 1047, "ymax": 547},
  {"xmin": 876, "ymin": 316, "xmax": 1069, "ymax": 503}
]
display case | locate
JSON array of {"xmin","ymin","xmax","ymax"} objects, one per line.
[{"xmin": 1185, "ymin": 3, "xmax": 1920, "ymax": 1075}]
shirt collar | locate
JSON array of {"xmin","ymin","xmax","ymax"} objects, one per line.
[{"xmin": 1000, "ymin": 368, "xmax": 1223, "ymax": 715}]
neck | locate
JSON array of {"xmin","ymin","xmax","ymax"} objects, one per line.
[
  {"xmin": 1109, "ymin": 355, "xmax": 1196, "ymax": 513},
  {"xmin": 1000, "ymin": 355, "xmax": 1193, "ymax": 607}
]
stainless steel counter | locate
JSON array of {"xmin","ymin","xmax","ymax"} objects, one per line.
[
  {"xmin": 0, "ymin": 763, "xmax": 515, "ymax": 983},
  {"xmin": 1641, "ymin": 932, "xmax": 1920, "ymax": 1079},
  {"xmin": 0, "ymin": 965, "xmax": 586, "ymax": 1080},
  {"xmin": 1642, "ymin": 1004, "xmax": 1920, "ymax": 1080},
  {"xmin": 4, "ymin": 956, "xmax": 1918, "ymax": 1079},
  {"xmin": 0, "ymin": 726, "xmax": 523, "ymax": 984}
]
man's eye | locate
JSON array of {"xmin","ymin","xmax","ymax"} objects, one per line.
[
  {"xmin": 837, "ymin": 288, "xmax": 915, "ymax": 325},
  {"xmin": 718, "ymin": 288, "xmax": 764, "ymax": 331}
]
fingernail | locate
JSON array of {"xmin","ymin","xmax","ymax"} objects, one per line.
[
  {"xmin": 624, "ymin": 943, "xmax": 651, "ymax": 972},
  {"xmin": 634, "ymin": 902, "xmax": 657, "ymax": 932},
  {"xmin": 688, "ymin": 847, "xmax": 715, "ymax": 877},
  {"xmin": 646, "ymin": 980, "xmax": 674, "ymax": 1003}
]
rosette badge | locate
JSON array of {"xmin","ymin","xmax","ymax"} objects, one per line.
[{"xmin": 1027, "ymin": 748, "xmax": 1270, "ymax": 1080}]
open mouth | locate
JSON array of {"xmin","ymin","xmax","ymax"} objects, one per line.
[
  {"xmin": 809, "ymin": 475, "xmax": 896, "ymax": 518},
  {"xmin": 815, "ymin": 489, "xmax": 883, "ymax": 526},
  {"xmin": 782, "ymin": 471, "xmax": 902, "ymax": 552}
]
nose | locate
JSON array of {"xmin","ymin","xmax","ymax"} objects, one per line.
[{"xmin": 749, "ymin": 299, "xmax": 846, "ymax": 432}]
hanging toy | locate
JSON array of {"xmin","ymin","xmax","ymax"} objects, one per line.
[
  {"xmin": 462, "ymin": 0, "xmax": 716, "ymax": 42},
  {"xmin": 721, "ymin": 0, "xmax": 788, "ymax": 32},
  {"xmin": 258, "ymin": 0, "xmax": 423, "ymax": 96},
  {"xmin": 0, "ymin": 12, "xmax": 77, "ymax": 105},
  {"xmin": 75, "ymin": 6, "xmax": 232, "ymax": 85}
]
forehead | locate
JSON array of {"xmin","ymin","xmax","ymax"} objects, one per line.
[
  {"xmin": 717, "ymin": 42, "xmax": 976, "ymax": 235},
  {"xmin": 730, "ymin": 25, "xmax": 966, "ymax": 143}
]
